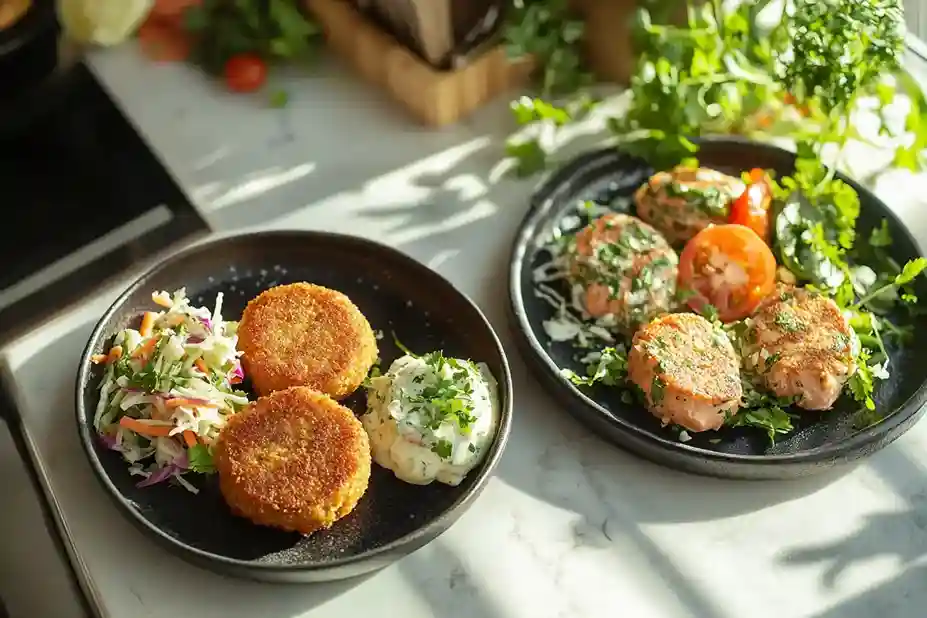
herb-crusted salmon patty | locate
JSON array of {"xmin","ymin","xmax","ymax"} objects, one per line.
[
  {"xmin": 741, "ymin": 286, "xmax": 857, "ymax": 411},
  {"xmin": 634, "ymin": 166, "xmax": 744, "ymax": 245},
  {"xmin": 568, "ymin": 213, "xmax": 678, "ymax": 334},
  {"xmin": 628, "ymin": 312, "xmax": 743, "ymax": 432}
]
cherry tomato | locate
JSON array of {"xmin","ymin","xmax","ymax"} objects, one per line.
[
  {"xmin": 678, "ymin": 224, "xmax": 777, "ymax": 323},
  {"xmin": 224, "ymin": 54, "xmax": 268, "ymax": 93},
  {"xmin": 138, "ymin": 18, "xmax": 191, "ymax": 63},
  {"xmin": 729, "ymin": 168, "xmax": 772, "ymax": 243}
]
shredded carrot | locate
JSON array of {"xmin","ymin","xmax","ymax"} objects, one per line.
[
  {"xmin": 119, "ymin": 417, "xmax": 173, "ymax": 437},
  {"xmin": 139, "ymin": 311, "xmax": 157, "ymax": 337},
  {"xmin": 756, "ymin": 112, "xmax": 773, "ymax": 129},
  {"xmin": 91, "ymin": 345, "xmax": 124, "ymax": 365},
  {"xmin": 194, "ymin": 358, "xmax": 208, "ymax": 374},
  {"xmin": 152, "ymin": 292, "xmax": 172, "ymax": 308},
  {"xmin": 230, "ymin": 374, "xmax": 242, "ymax": 385},
  {"xmin": 182, "ymin": 430, "xmax": 197, "ymax": 448},
  {"xmin": 132, "ymin": 337, "xmax": 158, "ymax": 360},
  {"xmin": 165, "ymin": 397, "xmax": 216, "ymax": 409},
  {"xmin": 783, "ymin": 92, "xmax": 796, "ymax": 105}
]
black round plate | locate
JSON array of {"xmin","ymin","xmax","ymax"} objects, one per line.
[
  {"xmin": 508, "ymin": 137, "xmax": 927, "ymax": 480},
  {"xmin": 76, "ymin": 231, "xmax": 513, "ymax": 582}
]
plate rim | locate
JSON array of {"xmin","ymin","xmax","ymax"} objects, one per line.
[
  {"xmin": 75, "ymin": 229, "xmax": 514, "ymax": 573},
  {"xmin": 508, "ymin": 136, "xmax": 927, "ymax": 473}
]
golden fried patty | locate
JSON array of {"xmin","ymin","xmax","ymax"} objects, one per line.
[
  {"xmin": 237, "ymin": 282, "xmax": 378, "ymax": 399},
  {"xmin": 215, "ymin": 386, "xmax": 371, "ymax": 535},
  {"xmin": 628, "ymin": 312, "xmax": 742, "ymax": 432}
]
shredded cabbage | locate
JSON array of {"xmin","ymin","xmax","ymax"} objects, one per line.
[{"xmin": 92, "ymin": 288, "xmax": 248, "ymax": 493}]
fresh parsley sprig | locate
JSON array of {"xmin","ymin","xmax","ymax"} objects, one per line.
[{"xmin": 502, "ymin": 0, "xmax": 597, "ymax": 175}]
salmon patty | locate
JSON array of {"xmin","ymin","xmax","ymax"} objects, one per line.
[
  {"xmin": 628, "ymin": 313, "xmax": 742, "ymax": 432},
  {"xmin": 635, "ymin": 166, "xmax": 744, "ymax": 245},
  {"xmin": 215, "ymin": 386, "xmax": 371, "ymax": 535},
  {"xmin": 569, "ymin": 213, "xmax": 678, "ymax": 334},
  {"xmin": 741, "ymin": 286, "xmax": 857, "ymax": 411},
  {"xmin": 237, "ymin": 283, "xmax": 378, "ymax": 399}
]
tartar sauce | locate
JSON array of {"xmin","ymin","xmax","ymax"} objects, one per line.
[{"xmin": 362, "ymin": 352, "xmax": 499, "ymax": 486}]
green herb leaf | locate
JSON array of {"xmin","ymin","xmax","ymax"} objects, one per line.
[
  {"xmin": 187, "ymin": 444, "xmax": 216, "ymax": 474},
  {"xmin": 392, "ymin": 332, "xmax": 417, "ymax": 358},
  {"xmin": 869, "ymin": 219, "xmax": 893, "ymax": 247},
  {"xmin": 268, "ymin": 89, "xmax": 289, "ymax": 108},
  {"xmin": 894, "ymin": 258, "xmax": 927, "ymax": 286},
  {"xmin": 562, "ymin": 347, "xmax": 629, "ymax": 387},
  {"xmin": 502, "ymin": 0, "xmax": 591, "ymax": 97},
  {"xmin": 505, "ymin": 138, "xmax": 548, "ymax": 177},
  {"xmin": 725, "ymin": 378, "xmax": 797, "ymax": 444},
  {"xmin": 431, "ymin": 439, "xmax": 453, "ymax": 460}
]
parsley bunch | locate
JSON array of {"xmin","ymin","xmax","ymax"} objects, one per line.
[
  {"xmin": 502, "ymin": 0, "xmax": 590, "ymax": 97},
  {"xmin": 780, "ymin": 0, "xmax": 904, "ymax": 114},
  {"xmin": 183, "ymin": 0, "xmax": 322, "ymax": 76},
  {"xmin": 504, "ymin": 0, "xmax": 927, "ymax": 175}
]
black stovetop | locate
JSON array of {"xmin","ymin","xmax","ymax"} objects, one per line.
[{"xmin": 0, "ymin": 61, "xmax": 208, "ymax": 344}]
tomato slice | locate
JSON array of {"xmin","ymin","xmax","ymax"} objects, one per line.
[
  {"xmin": 728, "ymin": 168, "xmax": 772, "ymax": 243},
  {"xmin": 678, "ymin": 224, "xmax": 777, "ymax": 322},
  {"xmin": 224, "ymin": 54, "xmax": 268, "ymax": 93}
]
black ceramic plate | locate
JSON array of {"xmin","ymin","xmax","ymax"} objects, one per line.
[
  {"xmin": 76, "ymin": 231, "xmax": 513, "ymax": 582},
  {"xmin": 509, "ymin": 137, "xmax": 927, "ymax": 480}
]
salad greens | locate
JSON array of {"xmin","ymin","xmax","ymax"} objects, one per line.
[{"xmin": 183, "ymin": 0, "xmax": 322, "ymax": 76}]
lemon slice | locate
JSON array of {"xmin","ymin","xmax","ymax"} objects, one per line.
[{"xmin": 58, "ymin": 0, "xmax": 155, "ymax": 47}]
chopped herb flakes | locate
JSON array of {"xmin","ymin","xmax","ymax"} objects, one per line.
[{"xmin": 774, "ymin": 310, "xmax": 805, "ymax": 333}]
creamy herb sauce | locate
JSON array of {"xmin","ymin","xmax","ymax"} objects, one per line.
[{"xmin": 363, "ymin": 353, "xmax": 499, "ymax": 486}]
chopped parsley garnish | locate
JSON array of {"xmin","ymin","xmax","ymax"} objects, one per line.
[
  {"xmin": 725, "ymin": 379, "xmax": 797, "ymax": 444},
  {"xmin": 431, "ymin": 439, "xmax": 453, "ymax": 460},
  {"xmin": 561, "ymin": 347, "xmax": 628, "ymax": 388},
  {"xmin": 650, "ymin": 376, "xmax": 667, "ymax": 405},
  {"xmin": 699, "ymin": 303, "xmax": 721, "ymax": 323},
  {"xmin": 774, "ymin": 310, "xmax": 805, "ymax": 333},
  {"xmin": 663, "ymin": 181, "xmax": 730, "ymax": 218},
  {"xmin": 187, "ymin": 444, "xmax": 216, "ymax": 474},
  {"xmin": 373, "ymin": 342, "xmax": 487, "ymax": 462}
]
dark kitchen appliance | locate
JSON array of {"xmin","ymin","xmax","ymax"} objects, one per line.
[
  {"xmin": 0, "ymin": 0, "xmax": 59, "ymax": 94},
  {"xmin": 0, "ymin": 39, "xmax": 208, "ymax": 617},
  {"xmin": 0, "ymin": 60, "xmax": 209, "ymax": 346}
]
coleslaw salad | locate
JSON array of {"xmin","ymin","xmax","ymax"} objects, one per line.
[{"xmin": 91, "ymin": 288, "xmax": 249, "ymax": 493}]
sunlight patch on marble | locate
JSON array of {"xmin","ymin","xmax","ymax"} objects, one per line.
[
  {"xmin": 388, "ymin": 200, "xmax": 499, "ymax": 246},
  {"xmin": 194, "ymin": 163, "xmax": 317, "ymax": 212},
  {"xmin": 427, "ymin": 249, "xmax": 461, "ymax": 270}
]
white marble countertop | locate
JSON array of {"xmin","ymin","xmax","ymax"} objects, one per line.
[{"xmin": 4, "ymin": 45, "xmax": 927, "ymax": 618}]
